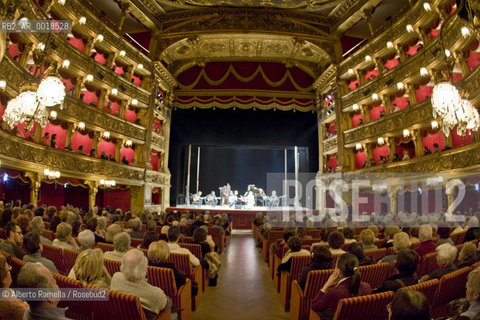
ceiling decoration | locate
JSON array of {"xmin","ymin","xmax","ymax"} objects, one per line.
[
  {"xmin": 174, "ymin": 61, "xmax": 315, "ymax": 111},
  {"xmin": 161, "ymin": 34, "xmax": 330, "ymax": 77}
]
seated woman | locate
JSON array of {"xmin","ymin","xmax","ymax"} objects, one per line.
[
  {"xmin": 298, "ymin": 246, "xmax": 332, "ymax": 290},
  {"xmin": 192, "ymin": 227, "xmax": 212, "ymax": 258},
  {"xmin": 382, "ymin": 226, "xmax": 401, "ymax": 249},
  {"xmin": 342, "ymin": 227, "xmax": 356, "ymax": 245},
  {"xmin": 277, "ymin": 236, "xmax": 310, "ymax": 275},
  {"xmin": 68, "ymin": 248, "xmax": 111, "ymax": 288},
  {"xmin": 347, "ymin": 242, "xmax": 375, "ymax": 266},
  {"xmin": 358, "ymin": 229, "xmax": 377, "ymax": 250},
  {"xmin": 147, "ymin": 240, "xmax": 187, "ymax": 291},
  {"xmin": 0, "ymin": 253, "xmax": 28, "ymax": 320},
  {"xmin": 374, "ymin": 249, "xmax": 419, "ymax": 293},
  {"xmin": 420, "ymin": 243, "xmax": 458, "ymax": 282},
  {"xmin": 311, "ymin": 253, "xmax": 371, "ymax": 319},
  {"xmin": 52, "ymin": 222, "xmax": 80, "ymax": 250},
  {"xmin": 457, "ymin": 242, "xmax": 478, "ymax": 269},
  {"xmin": 459, "ymin": 267, "xmax": 480, "ymax": 319},
  {"xmin": 381, "ymin": 232, "xmax": 411, "ymax": 263}
]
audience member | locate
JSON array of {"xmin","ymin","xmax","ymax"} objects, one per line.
[
  {"xmin": 342, "ymin": 228, "xmax": 356, "ymax": 244},
  {"xmin": 415, "ymin": 224, "xmax": 436, "ymax": 256},
  {"xmin": 140, "ymin": 228, "xmax": 161, "ymax": 249},
  {"xmin": 277, "ymin": 236, "xmax": 310, "ymax": 275},
  {"xmin": 104, "ymin": 232, "xmax": 131, "ymax": 261},
  {"xmin": 347, "ymin": 242, "xmax": 375, "ymax": 266},
  {"xmin": 192, "ymin": 227, "xmax": 212, "ymax": 258},
  {"xmin": 457, "ymin": 242, "xmax": 478, "ymax": 268},
  {"xmin": 17, "ymin": 262, "xmax": 69, "ymax": 320},
  {"xmin": 52, "ymin": 222, "xmax": 80, "ymax": 250},
  {"xmin": 31, "ymin": 216, "xmax": 52, "ymax": 244},
  {"xmin": 77, "ymin": 230, "xmax": 95, "ymax": 251},
  {"xmin": 23, "ymin": 232, "xmax": 58, "ymax": 273},
  {"xmin": 381, "ymin": 232, "xmax": 411, "ymax": 263},
  {"xmin": 388, "ymin": 289, "xmax": 430, "ymax": 320},
  {"xmin": 110, "ymin": 249, "xmax": 172, "ymax": 318},
  {"xmin": 311, "ymin": 253, "xmax": 372, "ymax": 319},
  {"xmin": 68, "ymin": 248, "xmax": 111, "ymax": 287},
  {"xmin": 105, "ymin": 223, "xmax": 122, "ymax": 243},
  {"xmin": 167, "ymin": 227, "xmax": 200, "ymax": 267},
  {"xmin": 359, "ymin": 229, "xmax": 377, "ymax": 250},
  {"xmin": 0, "ymin": 221, "xmax": 26, "ymax": 259},
  {"xmin": 437, "ymin": 224, "xmax": 454, "ymax": 246},
  {"xmin": 298, "ymin": 246, "xmax": 332, "ymax": 290},
  {"xmin": 420, "ymin": 243, "xmax": 458, "ymax": 282},
  {"xmin": 128, "ymin": 218, "xmax": 144, "ymax": 239},
  {"xmin": 148, "ymin": 240, "xmax": 187, "ymax": 291},
  {"xmin": 460, "ymin": 267, "xmax": 480, "ymax": 319},
  {"xmin": 328, "ymin": 231, "xmax": 346, "ymax": 255},
  {"xmin": 0, "ymin": 253, "xmax": 28, "ymax": 320},
  {"xmin": 464, "ymin": 217, "xmax": 480, "ymax": 242},
  {"xmin": 382, "ymin": 226, "xmax": 401, "ymax": 249},
  {"xmin": 374, "ymin": 249, "xmax": 419, "ymax": 293}
]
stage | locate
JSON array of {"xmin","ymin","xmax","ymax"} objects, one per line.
[{"xmin": 166, "ymin": 205, "xmax": 317, "ymax": 229}]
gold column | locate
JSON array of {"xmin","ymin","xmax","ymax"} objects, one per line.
[
  {"xmin": 383, "ymin": 94, "xmax": 392, "ymax": 115},
  {"xmin": 92, "ymin": 131, "xmax": 101, "ymax": 153},
  {"xmin": 416, "ymin": 27, "xmax": 428, "ymax": 45},
  {"xmin": 374, "ymin": 57, "xmax": 386, "ymax": 74},
  {"xmin": 443, "ymin": 131, "xmax": 453, "ymax": 148},
  {"xmin": 388, "ymin": 137, "xmax": 396, "ymax": 162},
  {"xmin": 454, "ymin": 51, "xmax": 470, "ymax": 77},
  {"xmin": 18, "ymin": 43, "xmax": 33, "ymax": 68},
  {"xmin": 363, "ymin": 8, "xmax": 375, "ymax": 36},
  {"xmin": 413, "ymin": 130, "xmax": 424, "ymax": 157},
  {"xmin": 65, "ymin": 123, "xmax": 75, "ymax": 149},
  {"xmin": 355, "ymin": 69, "xmax": 365, "ymax": 86},
  {"xmin": 117, "ymin": 3, "xmax": 130, "ymax": 32},
  {"xmin": 361, "ymin": 105, "xmax": 370, "ymax": 123},
  {"xmin": 97, "ymin": 89, "xmax": 108, "ymax": 111},
  {"xmin": 85, "ymin": 181, "xmax": 98, "ymax": 209},
  {"xmin": 84, "ymin": 38, "xmax": 95, "ymax": 55},
  {"xmin": 106, "ymin": 52, "xmax": 118, "ymax": 68},
  {"xmin": 406, "ymin": 83, "xmax": 417, "ymax": 106},
  {"xmin": 366, "ymin": 143, "xmax": 373, "ymax": 164},
  {"xmin": 25, "ymin": 172, "xmax": 41, "ymax": 206},
  {"xmin": 119, "ymin": 100, "xmax": 128, "ymax": 119},
  {"xmin": 125, "ymin": 65, "xmax": 135, "ymax": 80},
  {"xmin": 42, "ymin": 0, "xmax": 55, "ymax": 12},
  {"xmin": 389, "ymin": 186, "xmax": 399, "ymax": 216},
  {"xmin": 34, "ymin": 124, "xmax": 43, "ymax": 144},
  {"xmin": 74, "ymin": 76, "xmax": 84, "ymax": 99},
  {"xmin": 115, "ymin": 138, "xmax": 124, "ymax": 162},
  {"xmin": 396, "ymin": 44, "xmax": 407, "ymax": 63},
  {"xmin": 129, "ymin": 185, "xmax": 144, "ymax": 212}
]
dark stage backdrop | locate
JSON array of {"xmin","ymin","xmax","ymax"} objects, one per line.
[{"xmin": 169, "ymin": 108, "xmax": 318, "ymax": 205}]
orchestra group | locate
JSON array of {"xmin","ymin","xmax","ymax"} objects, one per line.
[{"xmin": 191, "ymin": 184, "xmax": 281, "ymax": 208}]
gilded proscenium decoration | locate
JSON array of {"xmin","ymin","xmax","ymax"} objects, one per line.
[
  {"xmin": 340, "ymin": 16, "xmax": 466, "ymax": 109},
  {"xmin": 313, "ymin": 64, "xmax": 337, "ymax": 90},
  {"xmin": 323, "ymin": 135, "xmax": 338, "ymax": 154},
  {"xmin": 151, "ymin": 132, "xmax": 165, "ymax": 151},
  {"xmin": 48, "ymin": 0, "xmax": 152, "ymax": 71},
  {"xmin": 153, "ymin": 61, "xmax": 177, "ymax": 92},
  {"xmin": 161, "ymin": 34, "xmax": 330, "ymax": 78},
  {"xmin": 0, "ymin": 131, "xmax": 145, "ymax": 183},
  {"xmin": 62, "ymin": 97, "xmax": 146, "ymax": 142},
  {"xmin": 342, "ymin": 100, "xmax": 433, "ymax": 147},
  {"xmin": 146, "ymin": 170, "xmax": 169, "ymax": 186}
]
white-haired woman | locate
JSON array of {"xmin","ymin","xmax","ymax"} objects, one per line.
[
  {"xmin": 110, "ymin": 249, "xmax": 173, "ymax": 319},
  {"xmin": 77, "ymin": 230, "xmax": 95, "ymax": 251},
  {"xmin": 420, "ymin": 243, "xmax": 458, "ymax": 282}
]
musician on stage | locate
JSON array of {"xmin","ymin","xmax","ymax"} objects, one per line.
[
  {"xmin": 205, "ymin": 191, "xmax": 218, "ymax": 207},
  {"xmin": 192, "ymin": 191, "xmax": 203, "ymax": 206},
  {"xmin": 220, "ymin": 183, "xmax": 231, "ymax": 206},
  {"xmin": 267, "ymin": 190, "xmax": 279, "ymax": 208}
]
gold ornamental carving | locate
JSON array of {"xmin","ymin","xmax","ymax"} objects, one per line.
[
  {"xmin": 323, "ymin": 136, "xmax": 338, "ymax": 154},
  {"xmin": 151, "ymin": 132, "xmax": 165, "ymax": 151}
]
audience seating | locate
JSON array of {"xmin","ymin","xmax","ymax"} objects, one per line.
[
  {"xmin": 450, "ymin": 230, "xmax": 467, "ymax": 245},
  {"xmin": 41, "ymin": 243, "xmax": 67, "ymax": 274},
  {"xmin": 96, "ymin": 242, "xmax": 114, "ymax": 253},
  {"xmin": 9, "ymin": 256, "xmax": 26, "ymax": 282},
  {"xmin": 363, "ymin": 248, "xmax": 387, "ymax": 261},
  {"xmin": 167, "ymin": 252, "xmax": 203, "ymax": 310},
  {"xmin": 262, "ymin": 230, "xmax": 284, "ymax": 262},
  {"xmin": 431, "ymin": 266, "xmax": 470, "ymax": 318},
  {"xmin": 308, "ymin": 291, "xmax": 395, "ymax": 320},
  {"xmin": 358, "ymin": 262, "xmax": 395, "ymax": 289},
  {"xmin": 280, "ymin": 255, "xmax": 313, "ymax": 311},
  {"xmin": 104, "ymin": 258, "xmax": 121, "ymax": 276},
  {"xmin": 53, "ymin": 272, "xmax": 93, "ymax": 320},
  {"xmin": 290, "ymin": 269, "xmax": 334, "ymax": 320},
  {"xmin": 89, "ymin": 288, "xmax": 171, "ymax": 320},
  {"xmin": 373, "ymin": 238, "xmax": 387, "ymax": 248},
  {"xmin": 41, "ymin": 229, "xmax": 55, "ymax": 241},
  {"xmin": 472, "ymin": 261, "xmax": 480, "ymax": 269},
  {"xmin": 63, "ymin": 248, "xmax": 79, "ymax": 274},
  {"xmin": 208, "ymin": 227, "xmax": 225, "ymax": 253},
  {"xmin": 130, "ymin": 238, "xmax": 143, "ymax": 248},
  {"xmin": 417, "ymin": 252, "xmax": 438, "ymax": 277},
  {"xmin": 147, "ymin": 266, "xmax": 192, "ymax": 320},
  {"xmin": 403, "ymin": 279, "xmax": 439, "ymax": 305},
  {"xmin": 178, "ymin": 242, "xmax": 207, "ymax": 291}
]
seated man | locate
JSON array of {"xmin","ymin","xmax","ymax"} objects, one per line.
[
  {"xmin": 104, "ymin": 232, "xmax": 131, "ymax": 262},
  {"xmin": 110, "ymin": 249, "xmax": 173, "ymax": 319},
  {"xmin": 167, "ymin": 227, "xmax": 200, "ymax": 267},
  {"xmin": 192, "ymin": 191, "xmax": 203, "ymax": 206},
  {"xmin": 16, "ymin": 262, "xmax": 69, "ymax": 320},
  {"xmin": 31, "ymin": 216, "xmax": 52, "ymax": 245},
  {"xmin": 128, "ymin": 218, "xmax": 144, "ymax": 239},
  {"xmin": 374, "ymin": 249, "xmax": 418, "ymax": 293},
  {"xmin": 389, "ymin": 289, "xmax": 430, "ymax": 320},
  {"xmin": 0, "ymin": 221, "xmax": 25, "ymax": 259}
]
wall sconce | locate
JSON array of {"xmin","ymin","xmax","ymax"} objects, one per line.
[
  {"xmin": 372, "ymin": 93, "xmax": 379, "ymax": 101},
  {"xmin": 131, "ymin": 99, "xmax": 138, "ymax": 106},
  {"xmin": 444, "ymin": 49, "xmax": 451, "ymax": 58},
  {"xmin": 125, "ymin": 140, "xmax": 132, "ymax": 147},
  {"xmin": 365, "ymin": 55, "xmax": 372, "ymax": 62},
  {"xmin": 461, "ymin": 27, "xmax": 470, "ymax": 38},
  {"xmin": 431, "ymin": 120, "xmax": 439, "ymax": 129},
  {"xmin": 355, "ymin": 143, "xmax": 363, "ymax": 151},
  {"xmin": 386, "ymin": 41, "xmax": 394, "ymax": 49},
  {"xmin": 95, "ymin": 34, "xmax": 104, "ymax": 43},
  {"xmin": 397, "ymin": 82, "xmax": 404, "ymax": 90},
  {"xmin": 352, "ymin": 104, "xmax": 359, "ymax": 111},
  {"xmin": 86, "ymin": 74, "xmax": 94, "ymax": 82},
  {"xmin": 100, "ymin": 179, "xmax": 116, "ymax": 187},
  {"xmin": 0, "ymin": 80, "xmax": 6, "ymax": 90},
  {"xmin": 406, "ymin": 24, "xmax": 414, "ymax": 33},
  {"xmin": 58, "ymin": 0, "xmax": 66, "ymax": 5},
  {"xmin": 36, "ymin": 42, "xmax": 46, "ymax": 51},
  {"xmin": 49, "ymin": 110, "xmax": 57, "ymax": 120},
  {"xmin": 420, "ymin": 67, "xmax": 429, "ymax": 77},
  {"xmin": 348, "ymin": 68, "xmax": 354, "ymax": 75},
  {"xmin": 78, "ymin": 122, "xmax": 85, "ymax": 130},
  {"xmin": 103, "ymin": 131, "xmax": 110, "ymax": 139},
  {"xmin": 62, "ymin": 60, "xmax": 70, "ymax": 69},
  {"xmin": 423, "ymin": 3, "xmax": 431, "ymax": 11},
  {"xmin": 111, "ymin": 88, "xmax": 118, "ymax": 96},
  {"xmin": 377, "ymin": 137, "xmax": 385, "ymax": 145},
  {"xmin": 137, "ymin": 64, "xmax": 143, "ymax": 70},
  {"xmin": 403, "ymin": 129, "xmax": 410, "ymax": 137},
  {"xmin": 119, "ymin": 50, "xmax": 126, "ymax": 57},
  {"xmin": 79, "ymin": 17, "xmax": 86, "ymax": 25},
  {"xmin": 44, "ymin": 169, "xmax": 60, "ymax": 179}
]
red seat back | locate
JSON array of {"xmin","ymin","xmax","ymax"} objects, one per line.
[
  {"xmin": 417, "ymin": 252, "xmax": 438, "ymax": 277},
  {"xmin": 41, "ymin": 244, "xmax": 65, "ymax": 274},
  {"xmin": 167, "ymin": 253, "xmax": 191, "ymax": 276},
  {"xmin": 130, "ymin": 238, "xmax": 143, "ymax": 248},
  {"xmin": 97, "ymin": 242, "xmax": 114, "ymax": 253},
  {"xmin": 289, "ymin": 255, "xmax": 313, "ymax": 281},
  {"xmin": 433, "ymin": 266, "xmax": 470, "ymax": 307},
  {"xmin": 333, "ymin": 291, "xmax": 395, "ymax": 320},
  {"xmin": 403, "ymin": 278, "xmax": 439, "ymax": 304},
  {"xmin": 63, "ymin": 248, "xmax": 79, "ymax": 274},
  {"xmin": 359, "ymin": 262, "xmax": 395, "ymax": 289},
  {"xmin": 304, "ymin": 269, "xmax": 335, "ymax": 299},
  {"xmin": 364, "ymin": 248, "xmax": 387, "ymax": 261},
  {"xmin": 104, "ymin": 258, "xmax": 121, "ymax": 276},
  {"xmin": 90, "ymin": 289, "xmax": 147, "ymax": 320},
  {"xmin": 179, "ymin": 243, "xmax": 202, "ymax": 259}
]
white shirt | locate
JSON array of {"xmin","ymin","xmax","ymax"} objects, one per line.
[{"xmin": 167, "ymin": 243, "xmax": 200, "ymax": 266}]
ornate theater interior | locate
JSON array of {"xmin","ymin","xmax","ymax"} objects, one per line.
[{"xmin": 0, "ymin": 0, "xmax": 480, "ymax": 319}]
